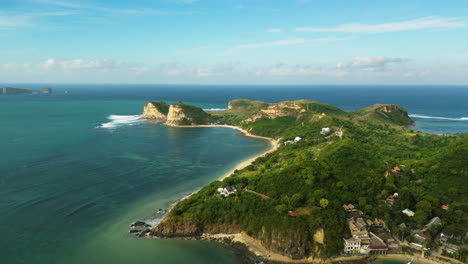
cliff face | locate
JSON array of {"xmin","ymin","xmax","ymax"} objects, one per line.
[
  {"xmin": 166, "ymin": 104, "xmax": 191, "ymax": 125},
  {"xmin": 151, "ymin": 218, "xmax": 316, "ymax": 260},
  {"xmin": 142, "ymin": 102, "xmax": 168, "ymax": 120},
  {"xmin": 37, "ymin": 88, "xmax": 52, "ymax": 94},
  {"xmin": 142, "ymin": 101, "xmax": 212, "ymax": 126}
]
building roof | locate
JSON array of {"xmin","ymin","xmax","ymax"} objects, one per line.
[
  {"xmin": 425, "ymin": 216, "xmax": 442, "ymax": 228},
  {"xmin": 344, "ymin": 237, "xmax": 361, "ymax": 243},
  {"xmin": 441, "ymin": 205, "xmax": 449, "ymax": 210},
  {"xmin": 402, "ymin": 209, "xmax": 415, "ymax": 215},
  {"xmin": 369, "ymin": 237, "xmax": 388, "ymax": 249},
  {"xmin": 288, "ymin": 212, "xmax": 299, "ymax": 217}
]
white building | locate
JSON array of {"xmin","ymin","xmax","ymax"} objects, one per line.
[
  {"xmin": 217, "ymin": 185, "xmax": 237, "ymax": 197},
  {"xmin": 320, "ymin": 127, "xmax": 331, "ymax": 135},
  {"xmin": 294, "ymin": 136, "xmax": 302, "ymax": 143},
  {"xmin": 344, "ymin": 237, "xmax": 361, "ymax": 254}
]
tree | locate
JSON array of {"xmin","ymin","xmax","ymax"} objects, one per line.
[
  {"xmin": 415, "ymin": 200, "xmax": 432, "ymax": 225},
  {"xmin": 319, "ymin": 198, "xmax": 329, "ymax": 209},
  {"xmin": 291, "ymin": 193, "xmax": 305, "ymax": 208}
]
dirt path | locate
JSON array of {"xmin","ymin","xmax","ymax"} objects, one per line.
[{"xmin": 244, "ymin": 188, "xmax": 270, "ymax": 199}]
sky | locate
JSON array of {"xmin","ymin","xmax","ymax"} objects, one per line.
[{"xmin": 0, "ymin": 0, "xmax": 468, "ymax": 84}]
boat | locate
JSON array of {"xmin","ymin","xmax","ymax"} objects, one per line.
[{"xmin": 407, "ymin": 258, "xmax": 414, "ymax": 264}]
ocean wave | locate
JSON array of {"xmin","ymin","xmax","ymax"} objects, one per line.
[
  {"xmin": 203, "ymin": 108, "xmax": 226, "ymax": 111},
  {"xmin": 99, "ymin": 115, "xmax": 143, "ymax": 129},
  {"xmin": 409, "ymin": 114, "xmax": 468, "ymax": 121}
]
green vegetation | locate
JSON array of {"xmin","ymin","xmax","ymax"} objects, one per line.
[
  {"xmin": 173, "ymin": 102, "xmax": 214, "ymax": 125},
  {"xmin": 149, "ymin": 101, "xmax": 170, "ymax": 115},
  {"xmin": 152, "ymin": 99, "xmax": 467, "ymax": 259}
]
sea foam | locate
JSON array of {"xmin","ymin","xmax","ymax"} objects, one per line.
[
  {"xmin": 99, "ymin": 115, "xmax": 143, "ymax": 129},
  {"xmin": 409, "ymin": 114, "xmax": 468, "ymax": 121},
  {"xmin": 203, "ymin": 108, "xmax": 226, "ymax": 111}
]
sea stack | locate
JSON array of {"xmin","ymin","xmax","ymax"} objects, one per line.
[
  {"xmin": 142, "ymin": 101, "xmax": 212, "ymax": 126},
  {"xmin": 38, "ymin": 87, "xmax": 53, "ymax": 94}
]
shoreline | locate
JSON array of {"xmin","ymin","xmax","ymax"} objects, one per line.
[
  {"xmin": 162, "ymin": 124, "xmax": 279, "ymax": 211},
  {"xmin": 148, "ymin": 124, "xmax": 460, "ymax": 264},
  {"xmin": 202, "ymin": 232, "xmax": 458, "ymax": 264}
]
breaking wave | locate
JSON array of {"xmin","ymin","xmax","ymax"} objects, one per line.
[
  {"xmin": 409, "ymin": 114, "xmax": 468, "ymax": 121},
  {"xmin": 99, "ymin": 115, "xmax": 143, "ymax": 129},
  {"xmin": 203, "ymin": 108, "xmax": 226, "ymax": 111}
]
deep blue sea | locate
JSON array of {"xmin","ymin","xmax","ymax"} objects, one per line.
[{"xmin": 0, "ymin": 85, "xmax": 466, "ymax": 264}]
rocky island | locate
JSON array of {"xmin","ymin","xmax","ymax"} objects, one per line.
[
  {"xmin": 143, "ymin": 101, "xmax": 213, "ymax": 125},
  {"xmin": 141, "ymin": 99, "xmax": 467, "ymax": 264},
  {"xmin": 1, "ymin": 87, "xmax": 53, "ymax": 95},
  {"xmin": 1, "ymin": 87, "xmax": 33, "ymax": 94}
]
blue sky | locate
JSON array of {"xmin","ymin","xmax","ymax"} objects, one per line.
[{"xmin": 1, "ymin": 0, "xmax": 467, "ymax": 84}]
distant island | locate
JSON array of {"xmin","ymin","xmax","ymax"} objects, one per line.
[
  {"xmin": 1, "ymin": 87, "xmax": 53, "ymax": 95},
  {"xmin": 139, "ymin": 99, "xmax": 466, "ymax": 264}
]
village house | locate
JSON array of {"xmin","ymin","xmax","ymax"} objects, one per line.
[
  {"xmin": 391, "ymin": 166, "xmax": 402, "ymax": 174},
  {"xmin": 439, "ymin": 230, "xmax": 454, "ymax": 244},
  {"xmin": 385, "ymin": 195, "xmax": 396, "ymax": 206},
  {"xmin": 368, "ymin": 232, "xmax": 389, "ymax": 255},
  {"xmin": 413, "ymin": 233, "xmax": 427, "ymax": 246},
  {"xmin": 217, "ymin": 185, "xmax": 237, "ymax": 197},
  {"xmin": 402, "ymin": 208, "xmax": 415, "ymax": 217},
  {"xmin": 320, "ymin": 127, "xmax": 331, "ymax": 135},
  {"xmin": 284, "ymin": 136, "xmax": 303, "ymax": 145},
  {"xmin": 445, "ymin": 244, "xmax": 460, "ymax": 254},
  {"xmin": 347, "ymin": 217, "xmax": 371, "ymax": 244},
  {"xmin": 441, "ymin": 205, "xmax": 449, "ymax": 210},
  {"xmin": 344, "ymin": 237, "xmax": 361, "ymax": 254},
  {"xmin": 373, "ymin": 219, "xmax": 385, "ymax": 228},
  {"xmin": 424, "ymin": 216, "xmax": 442, "ymax": 230},
  {"xmin": 342, "ymin": 204, "xmax": 356, "ymax": 212}
]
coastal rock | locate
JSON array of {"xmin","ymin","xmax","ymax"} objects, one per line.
[
  {"xmin": 142, "ymin": 101, "xmax": 169, "ymax": 120},
  {"xmin": 130, "ymin": 221, "xmax": 147, "ymax": 228},
  {"xmin": 358, "ymin": 104, "xmax": 414, "ymax": 126},
  {"xmin": 165, "ymin": 103, "xmax": 212, "ymax": 126},
  {"xmin": 37, "ymin": 87, "xmax": 53, "ymax": 94},
  {"xmin": 150, "ymin": 218, "xmax": 203, "ymax": 237}
]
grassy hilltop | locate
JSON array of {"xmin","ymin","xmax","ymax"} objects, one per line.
[{"xmin": 151, "ymin": 99, "xmax": 467, "ymax": 261}]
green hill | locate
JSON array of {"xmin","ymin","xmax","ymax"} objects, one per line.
[{"xmin": 149, "ymin": 99, "xmax": 466, "ymax": 260}]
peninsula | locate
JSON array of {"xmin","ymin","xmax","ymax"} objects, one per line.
[
  {"xmin": 1, "ymin": 87, "xmax": 53, "ymax": 94},
  {"xmin": 141, "ymin": 99, "xmax": 467, "ymax": 264}
]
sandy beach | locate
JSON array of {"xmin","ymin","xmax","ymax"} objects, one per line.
[
  {"xmin": 201, "ymin": 232, "xmax": 459, "ymax": 264},
  {"xmin": 156, "ymin": 125, "xmax": 462, "ymax": 264},
  {"xmin": 201, "ymin": 232, "xmax": 329, "ymax": 264},
  {"xmin": 164, "ymin": 124, "xmax": 279, "ymax": 208}
]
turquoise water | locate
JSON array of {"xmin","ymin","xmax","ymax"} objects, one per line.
[
  {"xmin": 1, "ymin": 85, "xmax": 466, "ymax": 264},
  {"xmin": 0, "ymin": 97, "xmax": 270, "ymax": 264}
]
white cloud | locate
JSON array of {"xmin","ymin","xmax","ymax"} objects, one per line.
[
  {"xmin": 233, "ymin": 38, "xmax": 343, "ymax": 49},
  {"xmin": 29, "ymin": 0, "xmax": 85, "ymax": 8},
  {"xmin": 0, "ymin": 56, "xmax": 466, "ymax": 84},
  {"xmin": 336, "ymin": 56, "xmax": 408, "ymax": 71},
  {"xmin": 42, "ymin": 58, "xmax": 125, "ymax": 71},
  {"xmin": 29, "ymin": 0, "xmax": 198, "ymax": 16},
  {"xmin": 295, "ymin": 16, "xmax": 468, "ymax": 33},
  {"xmin": 0, "ymin": 13, "xmax": 31, "ymax": 29},
  {"xmin": 267, "ymin": 28, "xmax": 282, "ymax": 33}
]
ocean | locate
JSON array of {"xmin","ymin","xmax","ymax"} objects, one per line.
[{"xmin": 0, "ymin": 85, "xmax": 466, "ymax": 264}]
